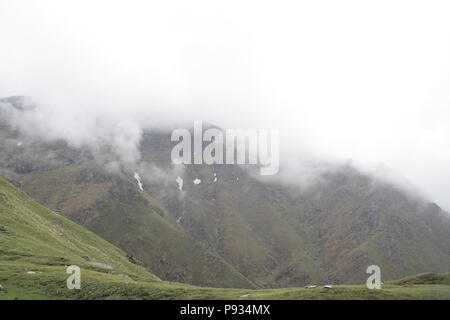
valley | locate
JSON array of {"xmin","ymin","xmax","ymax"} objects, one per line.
[
  {"xmin": 0, "ymin": 173, "xmax": 449, "ymax": 299},
  {"xmin": 0, "ymin": 96, "xmax": 450, "ymax": 298}
]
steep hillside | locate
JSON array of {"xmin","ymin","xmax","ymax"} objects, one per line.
[
  {"xmin": 1, "ymin": 96, "xmax": 449, "ymax": 289},
  {"xmin": 139, "ymin": 131, "xmax": 450, "ymax": 285},
  {"xmin": 0, "ymin": 174, "xmax": 159, "ymax": 284},
  {"xmin": 277, "ymin": 166, "xmax": 450, "ymax": 283},
  {"xmin": 0, "ymin": 158, "xmax": 254, "ymax": 289},
  {"xmin": 3, "ymin": 173, "xmax": 450, "ymax": 300}
]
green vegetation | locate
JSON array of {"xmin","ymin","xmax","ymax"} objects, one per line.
[
  {"xmin": 2, "ymin": 130, "xmax": 450, "ymax": 288},
  {"xmin": 9, "ymin": 160, "xmax": 254, "ymax": 289},
  {"xmin": 0, "ymin": 109, "xmax": 449, "ymax": 289},
  {"xmin": 1, "ymin": 175, "xmax": 449, "ymax": 300},
  {"xmin": 2, "ymin": 261, "xmax": 450, "ymax": 300},
  {"xmin": 0, "ymin": 175, "xmax": 159, "ymax": 281},
  {"xmin": 391, "ymin": 272, "xmax": 450, "ymax": 286}
]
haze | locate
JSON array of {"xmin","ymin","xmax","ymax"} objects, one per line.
[{"xmin": 1, "ymin": 1, "xmax": 450, "ymax": 210}]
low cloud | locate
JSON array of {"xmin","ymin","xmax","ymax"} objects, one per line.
[{"xmin": 1, "ymin": 1, "xmax": 450, "ymax": 210}]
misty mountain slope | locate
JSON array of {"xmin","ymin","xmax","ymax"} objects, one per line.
[
  {"xmin": 279, "ymin": 166, "xmax": 450, "ymax": 283},
  {"xmin": 1, "ymin": 96, "xmax": 450, "ymax": 288},
  {"xmin": 7, "ymin": 160, "xmax": 254, "ymax": 289},
  {"xmin": 0, "ymin": 100, "xmax": 325, "ymax": 288},
  {"xmin": 0, "ymin": 101, "xmax": 254, "ymax": 288},
  {"xmin": 138, "ymin": 132, "xmax": 326, "ymax": 287},
  {"xmin": 0, "ymin": 175, "xmax": 159, "ymax": 283},
  {"xmin": 167, "ymin": 164, "xmax": 324, "ymax": 287},
  {"xmin": 0, "ymin": 130, "xmax": 321, "ymax": 288},
  {"xmin": 3, "ymin": 172, "xmax": 450, "ymax": 300},
  {"xmin": 138, "ymin": 129, "xmax": 450, "ymax": 285}
]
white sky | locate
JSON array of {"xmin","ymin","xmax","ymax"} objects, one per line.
[{"xmin": 1, "ymin": 1, "xmax": 450, "ymax": 209}]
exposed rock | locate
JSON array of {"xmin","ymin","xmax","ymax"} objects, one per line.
[
  {"xmin": 127, "ymin": 254, "xmax": 144, "ymax": 266},
  {"xmin": 88, "ymin": 261, "xmax": 113, "ymax": 270}
]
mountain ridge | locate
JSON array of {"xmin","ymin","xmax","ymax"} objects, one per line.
[
  {"xmin": 1, "ymin": 173, "xmax": 449, "ymax": 300},
  {"xmin": 1, "ymin": 96, "xmax": 449, "ymax": 288}
]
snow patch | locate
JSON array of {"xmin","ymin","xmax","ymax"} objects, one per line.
[
  {"xmin": 134, "ymin": 172, "xmax": 144, "ymax": 191},
  {"xmin": 88, "ymin": 261, "xmax": 114, "ymax": 270},
  {"xmin": 193, "ymin": 178, "xmax": 201, "ymax": 184},
  {"xmin": 176, "ymin": 176, "xmax": 183, "ymax": 191},
  {"xmin": 304, "ymin": 285, "xmax": 317, "ymax": 289}
]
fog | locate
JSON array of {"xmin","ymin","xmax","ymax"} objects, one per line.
[{"xmin": 1, "ymin": 1, "xmax": 450, "ymax": 210}]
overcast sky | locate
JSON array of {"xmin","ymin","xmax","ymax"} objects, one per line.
[{"xmin": 1, "ymin": 1, "xmax": 450, "ymax": 209}]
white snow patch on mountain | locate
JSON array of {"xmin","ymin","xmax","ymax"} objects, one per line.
[
  {"xmin": 176, "ymin": 176, "xmax": 183, "ymax": 191},
  {"xmin": 134, "ymin": 172, "xmax": 144, "ymax": 191}
]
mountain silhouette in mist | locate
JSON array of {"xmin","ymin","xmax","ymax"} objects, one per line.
[{"xmin": 0, "ymin": 96, "xmax": 449, "ymax": 289}]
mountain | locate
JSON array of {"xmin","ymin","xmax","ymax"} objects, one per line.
[
  {"xmin": 0, "ymin": 173, "xmax": 158, "ymax": 299},
  {"xmin": 0, "ymin": 96, "xmax": 449, "ymax": 289},
  {"xmin": 1, "ymin": 168, "xmax": 450, "ymax": 300}
]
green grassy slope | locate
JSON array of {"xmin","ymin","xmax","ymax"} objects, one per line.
[
  {"xmin": 140, "ymin": 133, "xmax": 326, "ymax": 287},
  {"xmin": 9, "ymin": 163, "xmax": 255, "ymax": 289},
  {"xmin": 2, "ymin": 128, "xmax": 450, "ymax": 288},
  {"xmin": 2, "ymin": 263, "xmax": 450, "ymax": 300},
  {"xmin": 391, "ymin": 272, "xmax": 450, "ymax": 286},
  {"xmin": 0, "ymin": 175, "xmax": 159, "ymax": 282},
  {"xmin": 1, "ymin": 175, "xmax": 449, "ymax": 300},
  {"xmin": 140, "ymin": 132, "xmax": 450, "ymax": 286},
  {"xmin": 284, "ymin": 166, "xmax": 450, "ymax": 284},
  {"xmin": 1, "ymin": 100, "xmax": 449, "ymax": 289}
]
